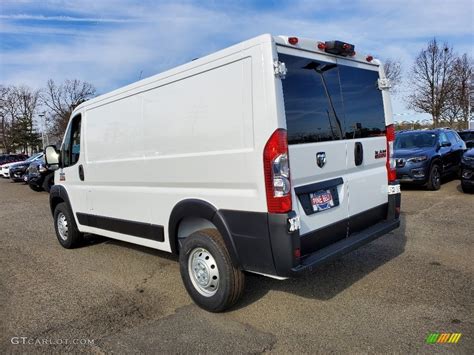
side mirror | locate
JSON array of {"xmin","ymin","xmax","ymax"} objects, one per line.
[
  {"xmin": 441, "ymin": 141, "xmax": 452, "ymax": 147},
  {"xmin": 44, "ymin": 145, "xmax": 60, "ymax": 167}
]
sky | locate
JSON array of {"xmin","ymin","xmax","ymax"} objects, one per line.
[{"xmin": 1, "ymin": 0, "xmax": 473, "ymax": 122}]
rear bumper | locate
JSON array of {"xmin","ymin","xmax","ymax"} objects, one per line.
[
  {"xmin": 290, "ymin": 218, "xmax": 400, "ymax": 275},
  {"xmin": 222, "ymin": 190, "xmax": 401, "ymax": 279}
]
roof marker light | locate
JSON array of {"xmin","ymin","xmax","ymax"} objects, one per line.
[
  {"xmin": 288, "ymin": 37, "xmax": 299, "ymax": 45},
  {"xmin": 366, "ymin": 55, "xmax": 374, "ymax": 62},
  {"xmin": 317, "ymin": 42, "xmax": 326, "ymax": 50}
]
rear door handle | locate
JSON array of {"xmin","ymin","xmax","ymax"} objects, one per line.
[
  {"xmin": 78, "ymin": 164, "xmax": 84, "ymax": 181},
  {"xmin": 354, "ymin": 142, "xmax": 363, "ymax": 166}
]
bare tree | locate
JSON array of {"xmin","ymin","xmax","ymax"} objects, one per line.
[
  {"xmin": 41, "ymin": 79, "xmax": 96, "ymax": 139},
  {"xmin": 432, "ymin": 54, "xmax": 473, "ymax": 129},
  {"xmin": 10, "ymin": 86, "xmax": 41, "ymax": 153},
  {"xmin": 0, "ymin": 85, "xmax": 41, "ymax": 153},
  {"xmin": 383, "ymin": 59, "xmax": 402, "ymax": 93},
  {"xmin": 0, "ymin": 85, "xmax": 19, "ymax": 153},
  {"xmin": 453, "ymin": 53, "xmax": 474, "ymax": 123},
  {"xmin": 407, "ymin": 38, "xmax": 456, "ymax": 127}
]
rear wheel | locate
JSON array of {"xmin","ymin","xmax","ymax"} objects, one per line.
[
  {"xmin": 179, "ymin": 228, "xmax": 245, "ymax": 312},
  {"xmin": 54, "ymin": 202, "xmax": 84, "ymax": 248},
  {"xmin": 427, "ymin": 164, "xmax": 441, "ymax": 190}
]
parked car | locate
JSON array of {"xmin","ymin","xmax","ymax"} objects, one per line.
[
  {"xmin": 45, "ymin": 35, "xmax": 401, "ymax": 312},
  {"xmin": 457, "ymin": 130, "xmax": 474, "ymax": 149},
  {"xmin": 9, "ymin": 153, "xmax": 44, "ymax": 182},
  {"xmin": 0, "ymin": 154, "xmax": 29, "ymax": 178},
  {"xmin": 394, "ymin": 129, "xmax": 466, "ymax": 190},
  {"xmin": 461, "ymin": 148, "xmax": 474, "ymax": 193},
  {"xmin": 27, "ymin": 158, "xmax": 55, "ymax": 192}
]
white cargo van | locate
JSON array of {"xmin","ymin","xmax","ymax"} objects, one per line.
[{"xmin": 45, "ymin": 34, "xmax": 401, "ymax": 312}]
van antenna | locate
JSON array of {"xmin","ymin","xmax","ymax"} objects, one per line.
[{"xmin": 139, "ymin": 70, "xmax": 143, "ymax": 80}]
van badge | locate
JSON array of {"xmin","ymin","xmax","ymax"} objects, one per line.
[
  {"xmin": 375, "ymin": 149, "xmax": 387, "ymax": 159},
  {"xmin": 316, "ymin": 152, "xmax": 326, "ymax": 168}
]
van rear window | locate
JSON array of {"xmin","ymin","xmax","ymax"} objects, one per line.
[{"xmin": 280, "ymin": 53, "xmax": 386, "ymax": 145}]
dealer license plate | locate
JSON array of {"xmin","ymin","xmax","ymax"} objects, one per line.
[{"xmin": 310, "ymin": 190, "xmax": 335, "ymax": 212}]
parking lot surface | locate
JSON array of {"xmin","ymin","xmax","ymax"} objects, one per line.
[{"xmin": 1, "ymin": 177, "xmax": 473, "ymax": 354}]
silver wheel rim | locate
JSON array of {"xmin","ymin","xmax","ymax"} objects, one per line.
[
  {"xmin": 188, "ymin": 247, "xmax": 219, "ymax": 297},
  {"xmin": 57, "ymin": 212, "xmax": 68, "ymax": 241}
]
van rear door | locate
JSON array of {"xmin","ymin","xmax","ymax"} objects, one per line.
[
  {"xmin": 336, "ymin": 58, "xmax": 388, "ymax": 231},
  {"xmin": 278, "ymin": 50, "xmax": 388, "ymax": 255},
  {"xmin": 278, "ymin": 52, "xmax": 350, "ymax": 251}
]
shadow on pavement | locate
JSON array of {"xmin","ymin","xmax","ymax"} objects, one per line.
[{"xmin": 236, "ymin": 217, "xmax": 407, "ymax": 308}]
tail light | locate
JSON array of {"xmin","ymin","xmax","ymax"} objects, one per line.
[
  {"xmin": 386, "ymin": 124, "xmax": 396, "ymax": 182},
  {"xmin": 263, "ymin": 129, "xmax": 292, "ymax": 213}
]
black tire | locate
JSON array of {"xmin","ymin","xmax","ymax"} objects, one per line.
[
  {"xmin": 179, "ymin": 228, "xmax": 245, "ymax": 312},
  {"xmin": 427, "ymin": 164, "xmax": 441, "ymax": 190},
  {"xmin": 461, "ymin": 183, "xmax": 474, "ymax": 193},
  {"xmin": 29, "ymin": 183, "xmax": 43, "ymax": 192},
  {"xmin": 53, "ymin": 202, "xmax": 84, "ymax": 248},
  {"xmin": 42, "ymin": 173, "xmax": 54, "ymax": 193}
]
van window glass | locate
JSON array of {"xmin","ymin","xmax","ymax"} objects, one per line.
[
  {"xmin": 338, "ymin": 65, "xmax": 385, "ymax": 138},
  {"xmin": 62, "ymin": 114, "xmax": 81, "ymax": 167},
  {"xmin": 280, "ymin": 54, "xmax": 344, "ymax": 144},
  {"xmin": 280, "ymin": 53, "xmax": 386, "ymax": 144}
]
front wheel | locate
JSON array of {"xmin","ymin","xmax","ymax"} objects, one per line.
[
  {"xmin": 29, "ymin": 183, "xmax": 43, "ymax": 192},
  {"xmin": 427, "ymin": 164, "xmax": 441, "ymax": 190},
  {"xmin": 54, "ymin": 202, "xmax": 84, "ymax": 248},
  {"xmin": 179, "ymin": 229, "xmax": 245, "ymax": 312},
  {"xmin": 461, "ymin": 183, "xmax": 474, "ymax": 193}
]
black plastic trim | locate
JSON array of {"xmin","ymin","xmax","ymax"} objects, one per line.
[
  {"xmin": 168, "ymin": 199, "xmax": 240, "ymax": 267},
  {"xmin": 219, "ymin": 210, "xmax": 277, "ymax": 275},
  {"xmin": 294, "ymin": 177, "xmax": 343, "ymax": 195},
  {"xmin": 300, "ymin": 203, "xmax": 388, "ymax": 256},
  {"xmin": 77, "ymin": 213, "xmax": 164, "ymax": 242},
  {"xmin": 294, "ymin": 177, "xmax": 343, "ymax": 216},
  {"xmin": 354, "ymin": 142, "xmax": 363, "ymax": 166},
  {"xmin": 291, "ymin": 218, "xmax": 400, "ymax": 275},
  {"xmin": 267, "ymin": 211, "xmax": 300, "ymax": 275},
  {"xmin": 49, "ymin": 184, "xmax": 72, "ymax": 216}
]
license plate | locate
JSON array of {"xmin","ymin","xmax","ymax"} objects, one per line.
[{"xmin": 310, "ymin": 189, "xmax": 335, "ymax": 212}]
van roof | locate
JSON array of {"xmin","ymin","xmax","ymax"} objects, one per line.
[{"xmin": 73, "ymin": 34, "xmax": 380, "ymax": 115}]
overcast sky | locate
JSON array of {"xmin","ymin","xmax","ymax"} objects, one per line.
[{"xmin": 1, "ymin": 0, "xmax": 473, "ymax": 121}]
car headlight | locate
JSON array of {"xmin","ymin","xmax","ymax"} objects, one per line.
[
  {"xmin": 38, "ymin": 164, "xmax": 47, "ymax": 173},
  {"xmin": 407, "ymin": 156, "xmax": 428, "ymax": 163}
]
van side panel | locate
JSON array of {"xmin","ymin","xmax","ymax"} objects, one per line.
[{"xmin": 81, "ymin": 45, "xmax": 274, "ymax": 253}]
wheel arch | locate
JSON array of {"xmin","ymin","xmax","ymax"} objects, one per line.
[
  {"xmin": 430, "ymin": 156, "xmax": 443, "ymax": 172},
  {"xmin": 49, "ymin": 184, "xmax": 71, "ymax": 216},
  {"xmin": 168, "ymin": 199, "xmax": 241, "ymax": 267}
]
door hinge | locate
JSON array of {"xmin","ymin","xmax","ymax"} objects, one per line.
[
  {"xmin": 378, "ymin": 78, "xmax": 391, "ymax": 90},
  {"xmin": 274, "ymin": 60, "xmax": 287, "ymax": 79}
]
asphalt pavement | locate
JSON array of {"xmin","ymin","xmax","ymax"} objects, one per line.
[{"xmin": 1, "ymin": 177, "xmax": 472, "ymax": 353}]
